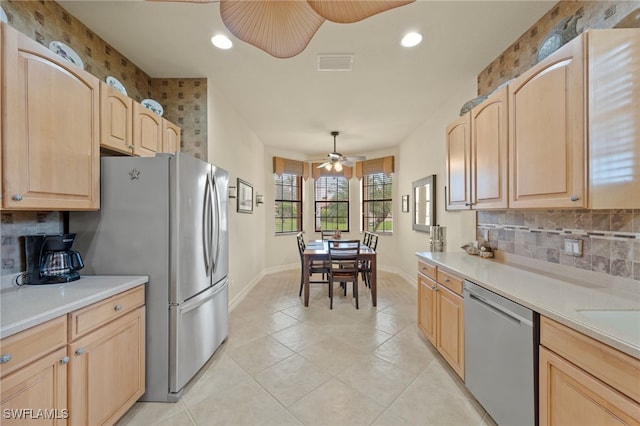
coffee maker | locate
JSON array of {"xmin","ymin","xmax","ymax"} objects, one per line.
[{"xmin": 22, "ymin": 234, "xmax": 84, "ymax": 284}]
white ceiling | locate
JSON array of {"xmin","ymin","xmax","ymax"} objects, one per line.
[{"xmin": 59, "ymin": 0, "xmax": 554, "ymax": 159}]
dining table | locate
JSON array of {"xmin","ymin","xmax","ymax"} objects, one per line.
[{"xmin": 302, "ymin": 240, "xmax": 377, "ymax": 307}]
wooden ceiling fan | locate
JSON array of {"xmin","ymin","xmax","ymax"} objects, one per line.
[
  {"xmin": 316, "ymin": 131, "xmax": 366, "ymax": 171},
  {"xmin": 146, "ymin": 0, "xmax": 415, "ymax": 58}
]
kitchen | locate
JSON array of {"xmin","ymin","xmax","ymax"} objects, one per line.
[{"xmin": 1, "ymin": 0, "xmax": 639, "ymax": 425}]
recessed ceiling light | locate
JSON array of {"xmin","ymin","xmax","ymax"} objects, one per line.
[
  {"xmin": 401, "ymin": 32, "xmax": 422, "ymax": 48},
  {"xmin": 211, "ymin": 34, "xmax": 232, "ymax": 50}
]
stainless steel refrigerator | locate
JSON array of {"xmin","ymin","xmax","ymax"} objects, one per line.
[{"xmin": 70, "ymin": 152, "xmax": 229, "ymax": 402}]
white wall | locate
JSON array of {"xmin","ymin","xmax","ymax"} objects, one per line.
[
  {"xmin": 207, "ymin": 84, "xmax": 266, "ymax": 307},
  {"xmin": 392, "ymin": 79, "xmax": 478, "ymax": 284}
]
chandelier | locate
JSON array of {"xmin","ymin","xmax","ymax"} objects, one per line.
[{"xmin": 148, "ymin": 0, "xmax": 415, "ymax": 58}]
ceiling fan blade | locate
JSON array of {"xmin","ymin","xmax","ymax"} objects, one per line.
[
  {"xmin": 220, "ymin": 0, "xmax": 324, "ymax": 58},
  {"xmin": 307, "ymin": 0, "xmax": 415, "ymax": 23},
  {"xmin": 341, "ymin": 160, "xmax": 354, "ymax": 167},
  {"xmin": 346, "ymin": 156, "xmax": 366, "ymax": 161},
  {"xmin": 317, "ymin": 161, "xmax": 331, "ymax": 169}
]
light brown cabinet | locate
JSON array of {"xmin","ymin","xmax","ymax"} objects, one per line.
[
  {"xmin": 162, "ymin": 120, "xmax": 181, "ymax": 154},
  {"xmin": 0, "ymin": 316, "xmax": 69, "ymax": 425},
  {"xmin": 67, "ymin": 286, "xmax": 145, "ymax": 426},
  {"xmin": 0, "ymin": 286, "xmax": 145, "ymax": 426},
  {"xmin": 100, "ymin": 83, "xmax": 134, "ymax": 155},
  {"xmin": 445, "ymin": 113, "xmax": 471, "ymax": 210},
  {"xmin": 509, "ymin": 29, "xmax": 640, "ymax": 209},
  {"xmin": 417, "ymin": 260, "xmax": 465, "ymax": 379},
  {"xmin": 101, "ymin": 83, "xmax": 180, "ymax": 157},
  {"xmin": 539, "ymin": 316, "xmax": 640, "ymax": 425},
  {"xmin": 446, "ymin": 88, "xmax": 508, "ymax": 210},
  {"xmin": 133, "ymin": 102, "xmax": 163, "ymax": 157},
  {"xmin": 1, "ymin": 23, "xmax": 99, "ymax": 210}
]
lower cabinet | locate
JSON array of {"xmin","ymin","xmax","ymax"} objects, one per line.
[
  {"xmin": 0, "ymin": 286, "xmax": 145, "ymax": 426},
  {"xmin": 68, "ymin": 307, "xmax": 145, "ymax": 426},
  {"xmin": 539, "ymin": 316, "xmax": 640, "ymax": 425},
  {"xmin": 417, "ymin": 260, "xmax": 465, "ymax": 379}
]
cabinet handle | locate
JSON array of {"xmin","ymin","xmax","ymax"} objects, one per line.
[
  {"xmin": 60, "ymin": 356, "xmax": 70, "ymax": 365},
  {"xmin": 114, "ymin": 304, "xmax": 123, "ymax": 311},
  {"xmin": 431, "ymin": 286, "xmax": 438, "ymax": 291},
  {"xmin": 11, "ymin": 194, "xmax": 23, "ymax": 202},
  {"xmin": 0, "ymin": 354, "xmax": 11, "ymax": 364},
  {"xmin": 75, "ymin": 348, "xmax": 85, "ymax": 356},
  {"xmin": 570, "ymin": 195, "xmax": 580, "ymax": 202},
  {"xmin": 128, "ymin": 145, "xmax": 135, "ymax": 149},
  {"xmin": 444, "ymin": 278, "xmax": 450, "ymax": 282}
]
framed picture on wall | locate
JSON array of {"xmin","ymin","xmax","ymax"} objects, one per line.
[{"xmin": 237, "ymin": 178, "xmax": 253, "ymax": 214}]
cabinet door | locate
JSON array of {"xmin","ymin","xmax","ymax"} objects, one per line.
[
  {"xmin": 436, "ymin": 285, "xmax": 464, "ymax": 379},
  {"xmin": 0, "ymin": 347, "xmax": 68, "ymax": 426},
  {"xmin": 2, "ymin": 25, "xmax": 99, "ymax": 210},
  {"xmin": 68, "ymin": 307, "xmax": 145, "ymax": 426},
  {"xmin": 471, "ymin": 87, "xmax": 508, "ymax": 209},
  {"xmin": 100, "ymin": 83, "xmax": 133, "ymax": 155},
  {"xmin": 133, "ymin": 103, "xmax": 162, "ymax": 156},
  {"xmin": 508, "ymin": 35, "xmax": 585, "ymax": 208},
  {"xmin": 417, "ymin": 274, "xmax": 437, "ymax": 345},
  {"xmin": 446, "ymin": 113, "xmax": 471, "ymax": 210},
  {"xmin": 539, "ymin": 347, "xmax": 640, "ymax": 426},
  {"xmin": 162, "ymin": 119, "xmax": 180, "ymax": 154}
]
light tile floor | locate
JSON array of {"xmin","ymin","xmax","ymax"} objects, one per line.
[{"xmin": 117, "ymin": 270, "xmax": 497, "ymax": 426}]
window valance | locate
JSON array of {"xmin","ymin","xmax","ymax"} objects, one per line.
[
  {"xmin": 311, "ymin": 163, "xmax": 353, "ymax": 180},
  {"xmin": 273, "ymin": 157, "xmax": 309, "ymax": 180},
  {"xmin": 355, "ymin": 156, "xmax": 394, "ymax": 179}
]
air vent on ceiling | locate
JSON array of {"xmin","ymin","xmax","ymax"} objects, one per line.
[{"xmin": 317, "ymin": 54, "xmax": 354, "ymax": 71}]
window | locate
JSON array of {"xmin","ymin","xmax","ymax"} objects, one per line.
[
  {"xmin": 274, "ymin": 173, "xmax": 302, "ymax": 234},
  {"xmin": 362, "ymin": 172, "xmax": 393, "ymax": 233},
  {"xmin": 314, "ymin": 176, "xmax": 349, "ymax": 232}
]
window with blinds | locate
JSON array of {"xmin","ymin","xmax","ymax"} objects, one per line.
[
  {"xmin": 314, "ymin": 176, "xmax": 349, "ymax": 232},
  {"xmin": 274, "ymin": 173, "xmax": 302, "ymax": 234},
  {"xmin": 362, "ymin": 172, "xmax": 393, "ymax": 233}
]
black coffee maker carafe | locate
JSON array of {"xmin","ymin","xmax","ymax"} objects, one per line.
[{"xmin": 22, "ymin": 234, "xmax": 84, "ymax": 284}]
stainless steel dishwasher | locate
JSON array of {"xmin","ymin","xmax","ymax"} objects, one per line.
[{"xmin": 464, "ymin": 280, "xmax": 538, "ymax": 426}]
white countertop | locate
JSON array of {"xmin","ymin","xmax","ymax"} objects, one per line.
[
  {"xmin": 0, "ymin": 275, "xmax": 148, "ymax": 339},
  {"xmin": 416, "ymin": 252, "xmax": 640, "ymax": 359}
]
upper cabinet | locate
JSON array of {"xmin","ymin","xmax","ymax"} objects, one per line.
[
  {"xmin": 509, "ymin": 29, "xmax": 640, "ymax": 209},
  {"xmin": 446, "ymin": 87, "xmax": 508, "ymax": 211},
  {"xmin": 508, "ymin": 34, "xmax": 585, "ymax": 208},
  {"xmin": 446, "ymin": 29, "xmax": 639, "ymax": 211},
  {"xmin": 2, "ymin": 24, "xmax": 99, "ymax": 210},
  {"xmin": 162, "ymin": 120, "xmax": 181, "ymax": 154},
  {"xmin": 445, "ymin": 113, "xmax": 471, "ymax": 210},
  {"xmin": 100, "ymin": 82, "xmax": 134, "ymax": 155},
  {"xmin": 132, "ymin": 102, "xmax": 163, "ymax": 157}
]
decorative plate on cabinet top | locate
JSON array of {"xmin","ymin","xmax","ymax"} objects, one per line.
[
  {"xmin": 49, "ymin": 41, "xmax": 84, "ymax": 69},
  {"xmin": 0, "ymin": 6, "xmax": 8, "ymax": 23},
  {"xmin": 141, "ymin": 99, "xmax": 164, "ymax": 116},
  {"xmin": 106, "ymin": 76, "xmax": 127, "ymax": 96}
]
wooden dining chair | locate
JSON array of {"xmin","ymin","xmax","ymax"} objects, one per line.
[
  {"xmin": 362, "ymin": 231, "xmax": 372, "ymax": 247},
  {"xmin": 360, "ymin": 233, "xmax": 378, "ymax": 288},
  {"xmin": 328, "ymin": 240, "xmax": 361, "ymax": 309},
  {"xmin": 296, "ymin": 232, "xmax": 330, "ymax": 297},
  {"xmin": 321, "ymin": 230, "xmax": 338, "ymax": 240}
]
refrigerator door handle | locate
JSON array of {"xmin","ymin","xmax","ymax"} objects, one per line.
[
  {"xmin": 211, "ymin": 173, "xmax": 221, "ymax": 275},
  {"xmin": 202, "ymin": 175, "xmax": 212, "ymax": 277}
]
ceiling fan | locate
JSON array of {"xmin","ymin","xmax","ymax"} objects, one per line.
[
  {"xmin": 316, "ymin": 131, "xmax": 366, "ymax": 171},
  {"xmin": 146, "ymin": 0, "xmax": 414, "ymax": 58}
]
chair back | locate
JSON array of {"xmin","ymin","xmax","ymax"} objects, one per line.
[
  {"xmin": 368, "ymin": 233, "xmax": 379, "ymax": 251},
  {"xmin": 328, "ymin": 240, "xmax": 360, "ymax": 278},
  {"xmin": 362, "ymin": 231, "xmax": 372, "ymax": 246},
  {"xmin": 321, "ymin": 230, "xmax": 338, "ymax": 240},
  {"xmin": 296, "ymin": 232, "xmax": 306, "ymax": 258}
]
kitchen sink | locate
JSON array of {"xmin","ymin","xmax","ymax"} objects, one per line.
[{"xmin": 577, "ymin": 309, "xmax": 640, "ymax": 340}]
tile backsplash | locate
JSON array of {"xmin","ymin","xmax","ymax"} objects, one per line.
[
  {"xmin": 477, "ymin": 210, "xmax": 639, "ymax": 281},
  {"xmin": 1, "ymin": 212, "xmax": 64, "ymax": 274}
]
